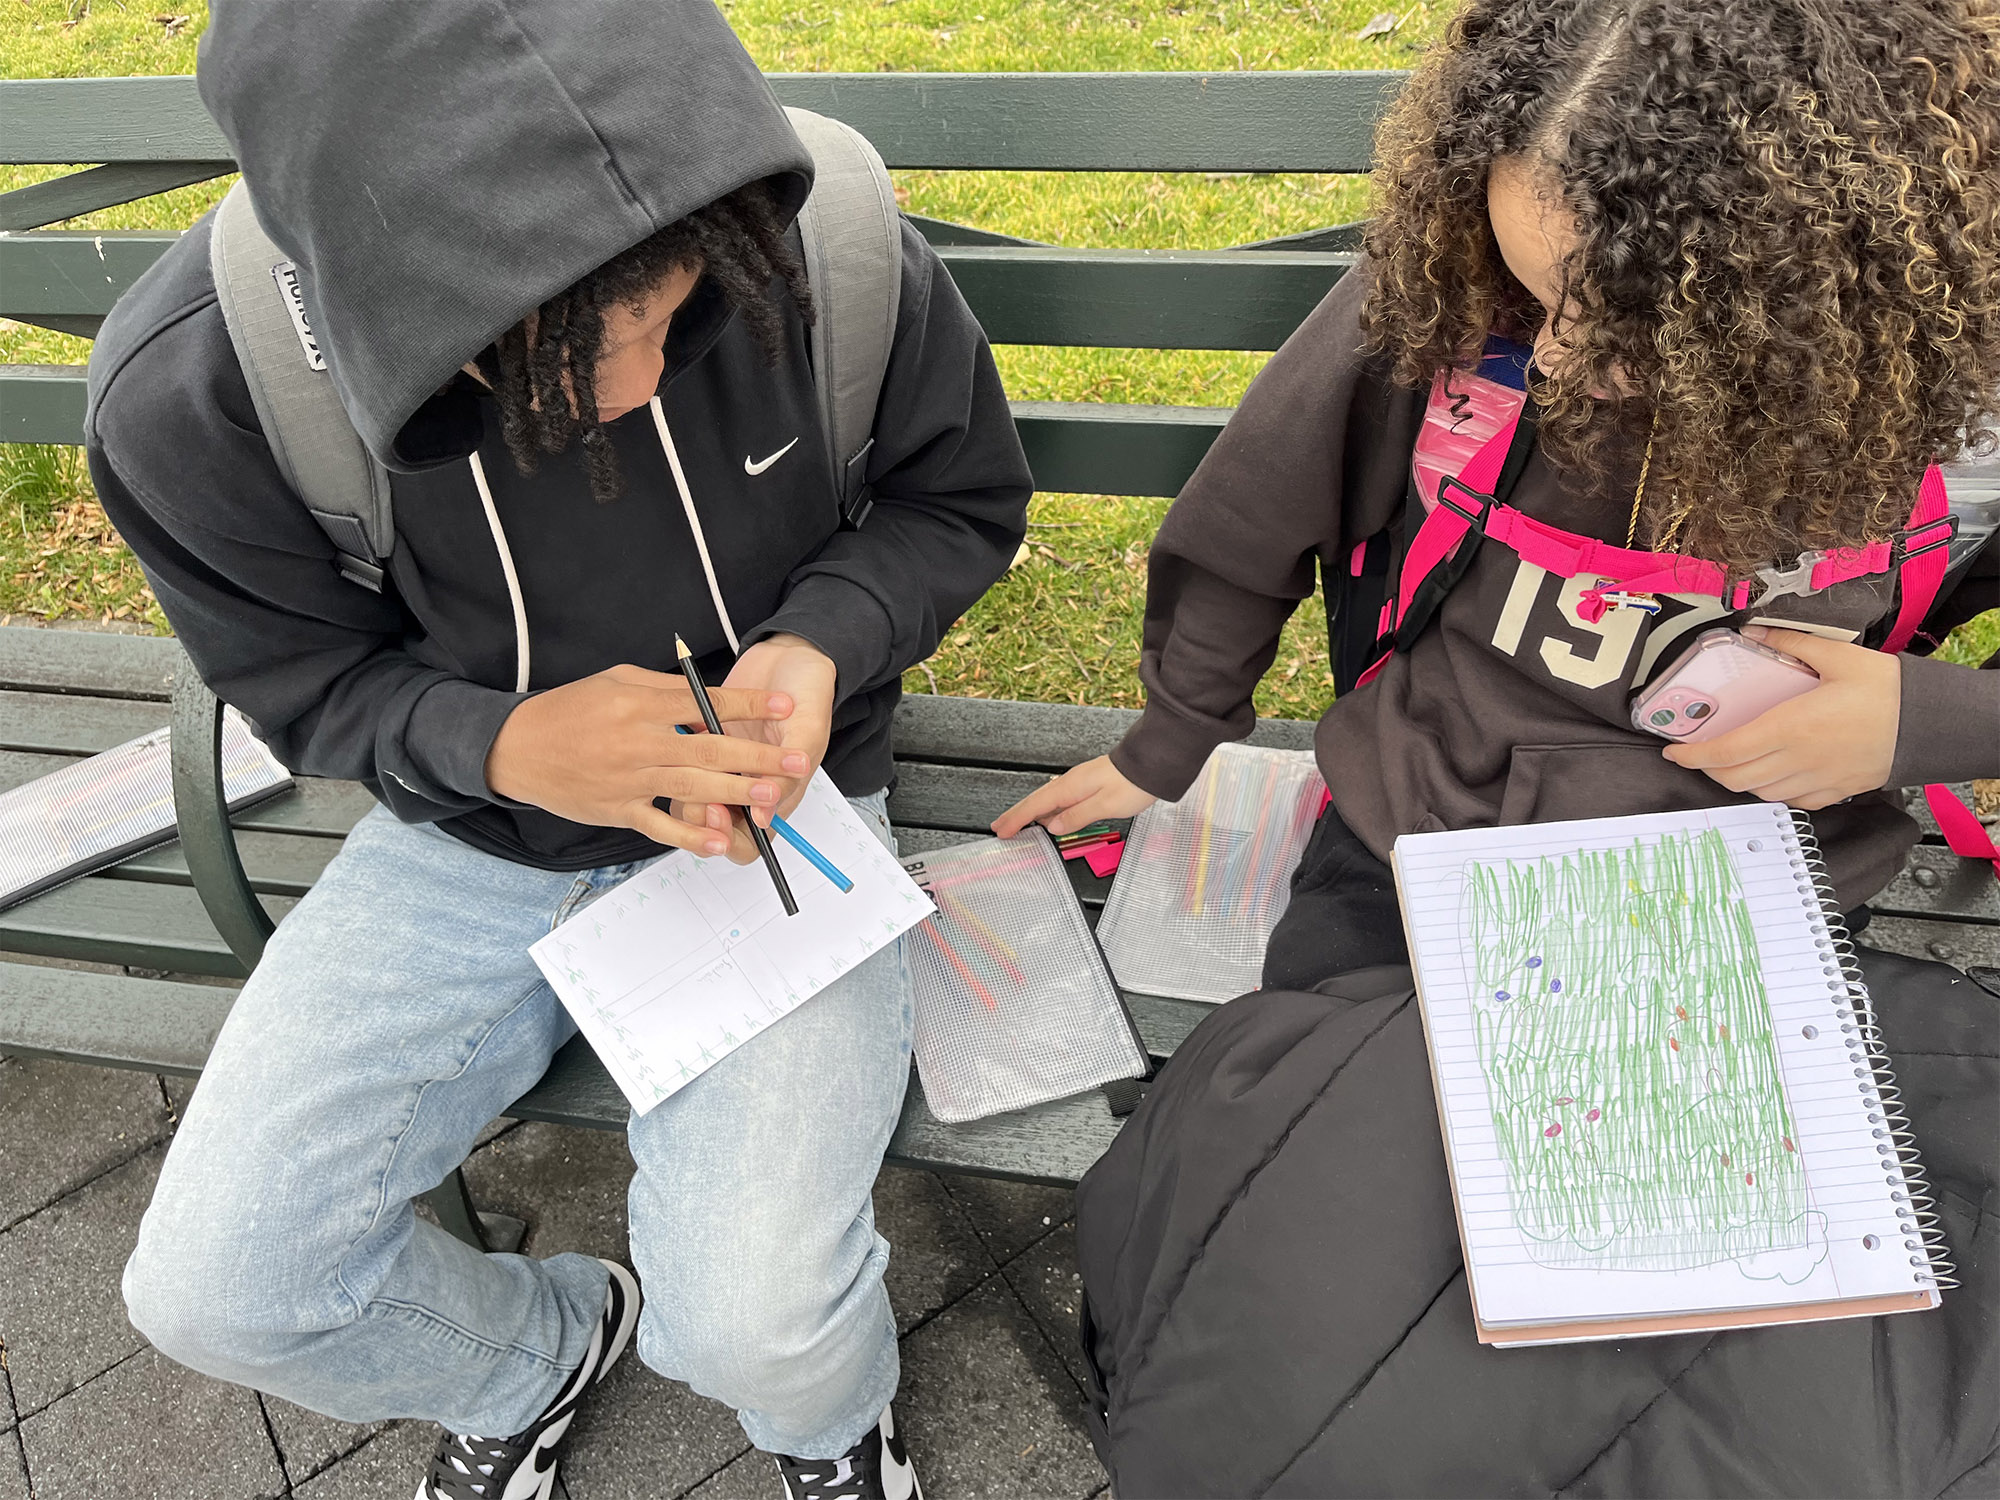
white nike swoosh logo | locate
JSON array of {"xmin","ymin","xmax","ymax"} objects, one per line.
[{"xmin": 744, "ymin": 437, "xmax": 799, "ymax": 476}]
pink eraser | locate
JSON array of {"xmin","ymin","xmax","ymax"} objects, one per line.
[{"xmin": 1082, "ymin": 839, "xmax": 1125, "ymax": 878}]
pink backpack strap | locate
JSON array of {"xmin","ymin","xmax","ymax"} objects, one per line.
[
  {"xmin": 1925, "ymin": 784, "xmax": 2000, "ymax": 880},
  {"xmin": 1878, "ymin": 464, "xmax": 1954, "ymax": 654}
]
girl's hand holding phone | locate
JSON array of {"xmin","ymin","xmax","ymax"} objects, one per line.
[
  {"xmin": 1663, "ymin": 627, "xmax": 1902, "ymax": 810},
  {"xmin": 993, "ymin": 754, "xmax": 1157, "ymax": 838}
]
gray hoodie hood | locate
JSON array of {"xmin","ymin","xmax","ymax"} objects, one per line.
[{"xmin": 196, "ymin": 0, "xmax": 815, "ymax": 466}]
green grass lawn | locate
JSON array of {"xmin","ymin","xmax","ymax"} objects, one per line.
[{"xmin": 3, "ymin": 0, "xmax": 1995, "ymax": 702}]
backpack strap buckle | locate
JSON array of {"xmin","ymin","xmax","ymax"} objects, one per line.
[{"xmin": 1894, "ymin": 511, "xmax": 1959, "ymax": 564}]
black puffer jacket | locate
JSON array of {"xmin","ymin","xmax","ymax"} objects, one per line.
[{"xmin": 1075, "ymin": 951, "xmax": 1999, "ymax": 1498}]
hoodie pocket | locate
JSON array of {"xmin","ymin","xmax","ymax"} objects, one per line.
[{"xmin": 1497, "ymin": 741, "xmax": 1739, "ymax": 827}]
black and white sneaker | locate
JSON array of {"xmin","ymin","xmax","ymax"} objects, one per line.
[
  {"xmin": 774, "ymin": 1405, "xmax": 921, "ymax": 1500},
  {"xmin": 415, "ymin": 1259, "xmax": 641, "ymax": 1500}
]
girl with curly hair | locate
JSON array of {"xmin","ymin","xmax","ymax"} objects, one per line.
[
  {"xmin": 999, "ymin": 4, "xmax": 2000, "ymax": 1491},
  {"xmin": 1002, "ymin": 0, "xmax": 2000, "ymax": 955}
]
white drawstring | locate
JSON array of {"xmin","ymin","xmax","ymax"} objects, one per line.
[
  {"xmin": 471, "ymin": 399, "xmax": 739, "ymax": 696},
  {"xmin": 651, "ymin": 395, "xmax": 741, "ymax": 652},
  {"xmin": 467, "ymin": 450, "xmax": 532, "ymax": 694}
]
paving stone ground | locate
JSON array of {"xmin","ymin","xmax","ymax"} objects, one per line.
[{"xmin": 0, "ymin": 1054, "xmax": 1110, "ymax": 1499}]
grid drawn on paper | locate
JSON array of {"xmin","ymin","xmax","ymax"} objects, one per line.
[{"xmin": 531, "ymin": 774, "xmax": 933, "ymax": 1113}]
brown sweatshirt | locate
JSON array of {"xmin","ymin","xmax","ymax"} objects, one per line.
[{"xmin": 1109, "ymin": 264, "xmax": 2000, "ymax": 909}]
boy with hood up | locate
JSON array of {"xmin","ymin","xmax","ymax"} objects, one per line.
[{"xmin": 83, "ymin": 3, "xmax": 1031, "ymax": 1496}]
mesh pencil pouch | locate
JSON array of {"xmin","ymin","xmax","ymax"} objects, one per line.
[
  {"xmin": 1094, "ymin": 742, "xmax": 1326, "ymax": 1003},
  {"xmin": 901, "ymin": 828, "xmax": 1147, "ymax": 1124}
]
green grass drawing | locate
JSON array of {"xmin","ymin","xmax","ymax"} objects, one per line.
[{"xmin": 1464, "ymin": 829, "xmax": 1818, "ymax": 1275}]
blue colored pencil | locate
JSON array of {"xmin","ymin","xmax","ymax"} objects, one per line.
[
  {"xmin": 771, "ymin": 815, "xmax": 854, "ymax": 894},
  {"xmin": 673, "ymin": 723, "xmax": 852, "ymax": 893}
]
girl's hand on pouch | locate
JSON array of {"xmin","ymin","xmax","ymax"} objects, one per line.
[
  {"xmin": 1662, "ymin": 627, "xmax": 1901, "ymax": 810},
  {"xmin": 992, "ymin": 755, "xmax": 1158, "ymax": 838},
  {"xmin": 485, "ymin": 664, "xmax": 805, "ymax": 854}
]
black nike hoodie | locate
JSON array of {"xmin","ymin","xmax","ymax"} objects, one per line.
[{"xmin": 84, "ymin": 0, "xmax": 1031, "ymax": 871}]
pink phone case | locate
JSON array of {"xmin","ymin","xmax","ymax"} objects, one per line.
[{"xmin": 1630, "ymin": 629, "xmax": 1820, "ymax": 742}]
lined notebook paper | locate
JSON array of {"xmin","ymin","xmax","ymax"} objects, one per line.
[{"xmin": 1393, "ymin": 803, "xmax": 1947, "ymax": 1346}]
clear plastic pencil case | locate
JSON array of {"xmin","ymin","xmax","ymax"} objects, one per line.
[
  {"xmin": 1094, "ymin": 742, "xmax": 1327, "ymax": 1003},
  {"xmin": 900, "ymin": 828, "xmax": 1148, "ymax": 1124}
]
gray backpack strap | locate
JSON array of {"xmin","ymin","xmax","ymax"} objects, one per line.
[
  {"xmin": 786, "ymin": 107, "xmax": 903, "ymax": 530},
  {"xmin": 209, "ymin": 181, "xmax": 396, "ymax": 591}
]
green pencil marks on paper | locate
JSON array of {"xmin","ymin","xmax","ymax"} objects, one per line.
[{"xmin": 1465, "ymin": 829, "xmax": 1822, "ymax": 1277}]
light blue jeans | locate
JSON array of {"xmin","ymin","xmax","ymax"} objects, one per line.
[{"xmin": 123, "ymin": 794, "xmax": 912, "ymax": 1459}]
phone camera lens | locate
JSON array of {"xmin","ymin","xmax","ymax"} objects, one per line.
[
  {"xmin": 1649, "ymin": 708, "xmax": 1677, "ymax": 728},
  {"xmin": 1684, "ymin": 700, "xmax": 1714, "ymax": 720}
]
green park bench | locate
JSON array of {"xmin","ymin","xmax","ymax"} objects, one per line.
[{"xmin": 2, "ymin": 71, "xmax": 1995, "ymax": 1252}]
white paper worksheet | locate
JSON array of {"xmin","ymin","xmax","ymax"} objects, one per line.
[{"xmin": 530, "ymin": 772, "xmax": 934, "ymax": 1114}]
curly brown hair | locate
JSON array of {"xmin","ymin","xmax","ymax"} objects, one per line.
[
  {"xmin": 1361, "ymin": 0, "xmax": 2000, "ymax": 574},
  {"xmin": 473, "ymin": 179, "xmax": 812, "ymax": 503}
]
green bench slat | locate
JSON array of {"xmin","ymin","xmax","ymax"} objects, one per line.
[
  {"xmin": 1, "ymin": 72, "xmax": 1401, "ymax": 173},
  {"xmin": 0, "ymin": 875, "xmax": 292, "ymax": 977},
  {"xmin": 112, "ymin": 830, "xmax": 342, "ymax": 898},
  {"xmin": 0, "ymin": 364, "xmax": 89, "ymax": 445},
  {"xmin": 0, "ymin": 161, "xmax": 232, "ymax": 233},
  {"xmin": 0, "ymin": 960, "xmax": 231, "ymax": 1074},
  {"xmin": 1010, "ymin": 399, "xmax": 1227, "ymax": 498},
  {"xmin": 2, "ymin": 367, "xmax": 1223, "ymax": 497},
  {"xmin": 1874, "ymin": 846, "xmax": 2000, "ymax": 924},
  {"xmin": 893, "ymin": 692, "xmax": 1315, "ymax": 770},
  {"xmin": 1860, "ymin": 916, "xmax": 2000, "ymax": 971},
  {"xmin": 888, "ymin": 763, "xmax": 1044, "ymax": 833},
  {"xmin": 1, "ymin": 233, "xmax": 1350, "ymax": 352},
  {"xmin": 0, "ymin": 688, "xmax": 166, "ymax": 753},
  {"xmin": 0, "ymin": 625, "xmax": 179, "ymax": 699}
]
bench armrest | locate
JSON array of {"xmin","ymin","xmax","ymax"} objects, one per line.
[{"xmin": 170, "ymin": 658, "xmax": 276, "ymax": 970}]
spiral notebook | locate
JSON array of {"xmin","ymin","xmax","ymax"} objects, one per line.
[
  {"xmin": 1095, "ymin": 742, "xmax": 1327, "ymax": 1003},
  {"xmin": 901, "ymin": 830, "xmax": 1147, "ymax": 1123},
  {"xmin": 1392, "ymin": 803, "xmax": 1952, "ymax": 1347}
]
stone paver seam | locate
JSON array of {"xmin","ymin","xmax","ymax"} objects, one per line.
[
  {"xmin": 669, "ymin": 1440, "xmax": 757, "ymax": 1499},
  {"xmin": 2, "ymin": 1335, "xmax": 31, "ymax": 1500},
  {"xmin": 935, "ymin": 1177, "xmax": 1075, "ymax": 1264},
  {"xmin": 253, "ymin": 1393, "xmax": 297, "ymax": 1496},
  {"xmin": 291, "ymin": 1418, "xmax": 415, "ymax": 1490},
  {"xmin": 12, "ymin": 1344, "xmax": 145, "ymax": 1426},
  {"xmin": 0, "ymin": 1128, "xmax": 171, "ymax": 1237},
  {"xmin": 994, "ymin": 1220, "xmax": 1092, "ymax": 1408}
]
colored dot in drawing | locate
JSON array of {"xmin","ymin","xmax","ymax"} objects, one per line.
[
  {"xmin": 1549, "ymin": 979, "xmax": 1562, "ymax": 993},
  {"xmin": 1526, "ymin": 956, "xmax": 1543, "ymax": 969},
  {"xmin": 1585, "ymin": 1108, "xmax": 1601, "ymax": 1123},
  {"xmin": 1669, "ymin": 1036, "xmax": 1681, "ymax": 1052},
  {"xmin": 1719, "ymin": 1024, "xmax": 1730, "ymax": 1040},
  {"xmin": 1544, "ymin": 1123, "xmax": 1562, "ymax": 1138},
  {"xmin": 1555, "ymin": 1096, "xmax": 1573, "ymax": 1106},
  {"xmin": 1745, "ymin": 1172, "xmax": 1755, "ymax": 1186},
  {"xmin": 1675, "ymin": 1005, "xmax": 1688, "ymax": 1021},
  {"xmin": 731, "ymin": 929, "xmax": 740, "ymax": 938},
  {"xmin": 1495, "ymin": 990, "xmax": 1511, "ymax": 1002},
  {"xmin": 1721, "ymin": 1153, "xmax": 1731, "ymax": 1168},
  {"xmin": 1863, "ymin": 1235, "xmax": 1880, "ymax": 1250},
  {"xmin": 1783, "ymin": 1137, "xmax": 1796, "ymax": 1152},
  {"xmin": 1802, "ymin": 1025, "xmax": 1819, "ymax": 1039}
]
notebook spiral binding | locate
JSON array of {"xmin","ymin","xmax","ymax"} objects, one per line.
[{"xmin": 1790, "ymin": 812, "xmax": 1958, "ymax": 1291}]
